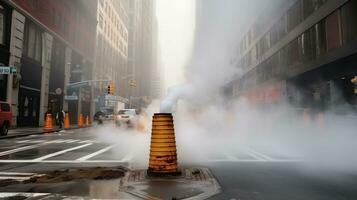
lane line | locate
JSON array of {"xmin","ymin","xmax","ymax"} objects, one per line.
[
  {"xmin": 66, "ymin": 139, "xmax": 80, "ymax": 143},
  {"xmin": 76, "ymin": 145, "xmax": 115, "ymax": 161},
  {"xmin": 32, "ymin": 143, "xmax": 92, "ymax": 161},
  {"xmin": 0, "ymin": 160, "xmax": 129, "ymax": 163},
  {"xmin": 209, "ymin": 159, "xmax": 303, "ymax": 162}
]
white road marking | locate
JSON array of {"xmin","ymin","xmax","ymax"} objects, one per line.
[
  {"xmin": 0, "ymin": 172, "xmax": 35, "ymax": 176},
  {"xmin": 245, "ymin": 148, "xmax": 274, "ymax": 161},
  {"xmin": 209, "ymin": 159, "xmax": 302, "ymax": 162},
  {"xmin": 0, "ymin": 193, "xmax": 50, "ymax": 198},
  {"xmin": 0, "ymin": 144, "xmax": 43, "ymax": 156},
  {"xmin": 120, "ymin": 153, "xmax": 133, "ymax": 162},
  {"xmin": 223, "ymin": 153, "xmax": 239, "ymax": 161},
  {"xmin": 32, "ymin": 143, "xmax": 92, "ymax": 161},
  {"xmin": 79, "ymin": 140, "xmax": 95, "ymax": 143},
  {"xmin": 0, "ymin": 160, "xmax": 129, "ymax": 163},
  {"xmin": 65, "ymin": 139, "xmax": 79, "ymax": 143},
  {"xmin": 16, "ymin": 140, "xmax": 30, "ymax": 143},
  {"xmin": 76, "ymin": 145, "xmax": 115, "ymax": 161},
  {"xmin": 0, "ymin": 176, "xmax": 31, "ymax": 180}
]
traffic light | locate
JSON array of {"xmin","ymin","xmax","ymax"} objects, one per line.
[{"xmin": 107, "ymin": 84, "xmax": 115, "ymax": 95}]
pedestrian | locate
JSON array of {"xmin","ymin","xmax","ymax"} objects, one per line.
[{"xmin": 56, "ymin": 108, "xmax": 65, "ymax": 129}]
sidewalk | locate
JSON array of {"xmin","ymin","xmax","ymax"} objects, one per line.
[{"xmin": 1, "ymin": 125, "xmax": 86, "ymax": 140}]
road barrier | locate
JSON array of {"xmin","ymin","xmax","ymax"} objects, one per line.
[
  {"xmin": 64, "ymin": 113, "xmax": 70, "ymax": 129},
  {"xmin": 147, "ymin": 113, "xmax": 180, "ymax": 176},
  {"xmin": 43, "ymin": 114, "xmax": 53, "ymax": 131}
]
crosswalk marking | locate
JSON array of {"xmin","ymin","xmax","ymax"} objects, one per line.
[
  {"xmin": 78, "ymin": 140, "xmax": 95, "ymax": 144},
  {"xmin": 14, "ymin": 139, "xmax": 97, "ymax": 144},
  {"xmin": 0, "ymin": 193, "xmax": 50, "ymax": 198},
  {"xmin": 76, "ymin": 145, "xmax": 115, "ymax": 161},
  {"xmin": 0, "ymin": 144, "xmax": 43, "ymax": 156},
  {"xmin": 246, "ymin": 148, "xmax": 274, "ymax": 161},
  {"xmin": 33, "ymin": 143, "xmax": 93, "ymax": 161}
]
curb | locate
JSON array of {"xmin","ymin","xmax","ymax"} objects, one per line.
[{"xmin": 0, "ymin": 126, "xmax": 92, "ymax": 140}]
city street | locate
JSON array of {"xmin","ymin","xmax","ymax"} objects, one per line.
[{"xmin": 0, "ymin": 125, "xmax": 356, "ymax": 199}]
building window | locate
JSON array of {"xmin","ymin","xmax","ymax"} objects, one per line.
[
  {"xmin": 287, "ymin": 38, "xmax": 301, "ymax": 67},
  {"xmin": 315, "ymin": 20, "xmax": 326, "ymax": 56},
  {"xmin": 287, "ymin": 1, "xmax": 302, "ymax": 32},
  {"xmin": 24, "ymin": 22, "xmax": 42, "ymax": 62},
  {"xmin": 0, "ymin": 5, "xmax": 4, "ymax": 45},
  {"xmin": 325, "ymin": 11, "xmax": 342, "ymax": 51},
  {"xmin": 341, "ymin": 0, "xmax": 357, "ymax": 44},
  {"xmin": 301, "ymin": 27, "xmax": 317, "ymax": 61}
]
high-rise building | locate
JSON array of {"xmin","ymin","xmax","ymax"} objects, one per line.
[
  {"xmin": 232, "ymin": 0, "xmax": 357, "ymax": 112},
  {"xmin": 1, "ymin": 0, "xmax": 97, "ymax": 127},
  {"xmin": 127, "ymin": 0, "xmax": 157, "ymax": 108},
  {"xmin": 92, "ymin": 0, "xmax": 129, "ymax": 113}
]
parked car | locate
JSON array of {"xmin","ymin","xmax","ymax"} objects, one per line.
[
  {"xmin": 115, "ymin": 109, "xmax": 138, "ymax": 128},
  {"xmin": 0, "ymin": 101, "xmax": 12, "ymax": 136}
]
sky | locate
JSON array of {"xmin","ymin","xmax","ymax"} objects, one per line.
[{"xmin": 156, "ymin": 0, "xmax": 196, "ymax": 95}]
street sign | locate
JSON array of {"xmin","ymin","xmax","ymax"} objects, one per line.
[
  {"xmin": 64, "ymin": 92, "xmax": 78, "ymax": 101},
  {"xmin": 0, "ymin": 66, "xmax": 16, "ymax": 74},
  {"xmin": 64, "ymin": 95, "xmax": 78, "ymax": 100},
  {"xmin": 68, "ymin": 81, "xmax": 89, "ymax": 88},
  {"xmin": 55, "ymin": 88, "xmax": 62, "ymax": 95}
]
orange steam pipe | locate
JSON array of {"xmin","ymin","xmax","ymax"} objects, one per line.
[{"xmin": 148, "ymin": 113, "xmax": 180, "ymax": 176}]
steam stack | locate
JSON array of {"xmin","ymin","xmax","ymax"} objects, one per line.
[{"xmin": 148, "ymin": 113, "xmax": 180, "ymax": 176}]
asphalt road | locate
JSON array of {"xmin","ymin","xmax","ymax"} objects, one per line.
[{"xmin": 0, "ymin": 125, "xmax": 356, "ymax": 199}]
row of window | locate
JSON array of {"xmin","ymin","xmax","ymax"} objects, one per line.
[
  {"xmin": 239, "ymin": 0, "xmax": 328, "ymax": 67},
  {"xmin": 237, "ymin": 0, "xmax": 357, "ymax": 92}
]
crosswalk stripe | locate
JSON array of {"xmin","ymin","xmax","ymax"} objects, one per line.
[
  {"xmin": 76, "ymin": 145, "xmax": 115, "ymax": 161},
  {"xmin": 245, "ymin": 148, "xmax": 273, "ymax": 161},
  {"xmin": 79, "ymin": 140, "xmax": 94, "ymax": 143},
  {"xmin": 0, "ymin": 144, "xmax": 43, "ymax": 156},
  {"xmin": 32, "ymin": 143, "xmax": 93, "ymax": 161}
]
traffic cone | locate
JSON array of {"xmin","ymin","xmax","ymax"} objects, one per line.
[
  {"xmin": 78, "ymin": 113, "xmax": 83, "ymax": 128},
  {"xmin": 64, "ymin": 113, "xmax": 70, "ymax": 129},
  {"xmin": 86, "ymin": 115, "xmax": 90, "ymax": 127},
  {"xmin": 148, "ymin": 113, "xmax": 180, "ymax": 176},
  {"xmin": 43, "ymin": 113, "xmax": 53, "ymax": 131}
]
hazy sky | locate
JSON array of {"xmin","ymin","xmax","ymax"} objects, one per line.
[{"xmin": 156, "ymin": 0, "xmax": 196, "ymax": 94}]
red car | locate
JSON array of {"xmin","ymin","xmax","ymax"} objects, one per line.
[{"xmin": 0, "ymin": 101, "xmax": 12, "ymax": 136}]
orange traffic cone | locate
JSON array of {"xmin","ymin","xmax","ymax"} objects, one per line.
[
  {"xmin": 64, "ymin": 113, "xmax": 70, "ymax": 129},
  {"xmin": 148, "ymin": 113, "xmax": 180, "ymax": 176},
  {"xmin": 44, "ymin": 113, "xmax": 53, "ymax": 131},
  {"xmin": 78, "ymin": 113, "xmax": 83, "ymax": 128},
  {"xmin": 85, "ymin": 115, "xmax": 90, "ymax": 127}
]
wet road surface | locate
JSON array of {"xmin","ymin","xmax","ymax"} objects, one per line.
[{"xmin": 0, "ymin": 126, "xmax": 356, "ymax": 199}]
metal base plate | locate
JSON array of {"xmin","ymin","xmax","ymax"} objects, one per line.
[{"xmin": 119, "ymin": 167, "xmax": 221, "ymax": 199}]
